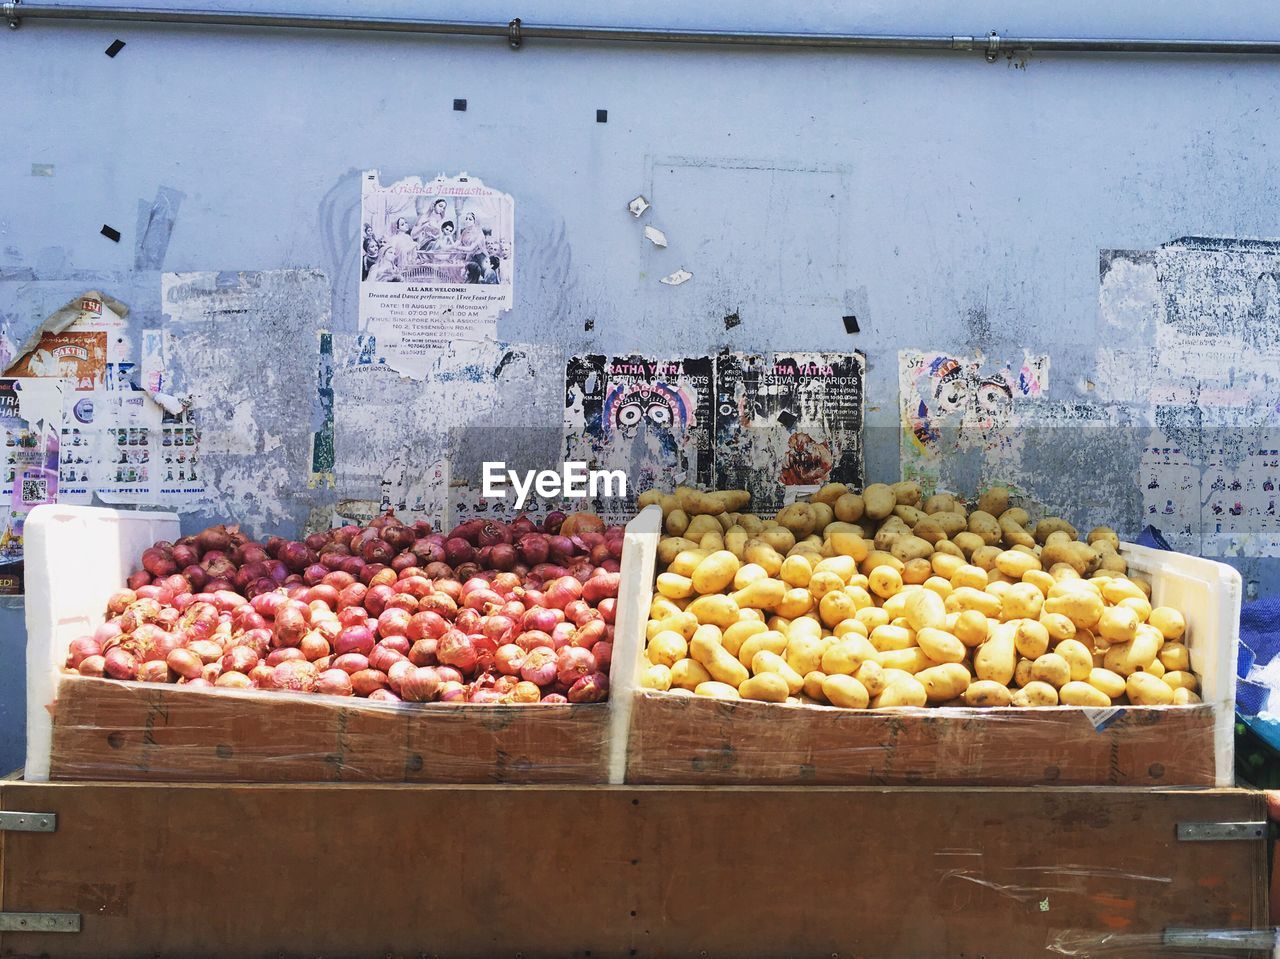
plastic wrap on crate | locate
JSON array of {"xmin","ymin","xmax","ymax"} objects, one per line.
[
  {"xmin": 617, "ymin": 508, "xmax": 1241, "ymax": 787},
  {"xmin": 26, "ymin": 504, "xmax": 660, "ymax": 784},
  {"xmin": 46, "ymin": 674, "xmax": 611, "ymax": 783}
]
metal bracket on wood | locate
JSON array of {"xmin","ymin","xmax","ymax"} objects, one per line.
[
  {"xmin": 508, "ymin": 17, "xmax": 521, "ymax": 49},
  {"xmin": 0, "ymin": 913, "xmax": 80, "ymax": 933},
  {"xmin": 0, "ymin": 810, "xmax": 55, "ymax": 832},
  {"xmin": 4, "ymin": 0, "xmax": 21, "ymax": 30},
  {"xmin": 1163, "ymin": 928, "xmax": 1277, "ymax": 950},
  {"xmin": 1175, "ymin": 821, "xmax": 1266, "ymax": 841}
]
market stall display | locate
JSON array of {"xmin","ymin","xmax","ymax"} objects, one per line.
[{"xmin": 621, "ymin": 482, "xmax": 1240, "ymax": 786}]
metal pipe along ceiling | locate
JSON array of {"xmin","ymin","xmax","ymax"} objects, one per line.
[{"xmin": 6, "ymin": 2, "xmax": 1280, "ymax": 58}]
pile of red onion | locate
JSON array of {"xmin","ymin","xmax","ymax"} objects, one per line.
[{"xmin": 63, "ymin": 510, "xmax": 621, "ymax": 705}]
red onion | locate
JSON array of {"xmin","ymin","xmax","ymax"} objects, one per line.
[
  {"xmin": 315, "ymin": 668, "xmax": 353, "ymax": 696},
  {"xmin": 541, "ymin": 692, "xmax": 568, "ymax": 704},
  {"xmin": 488, "ymin": 543, "xmax": 517, "ymax": 571},
  {"xmin": 65, "ymin": 636, "xmax": 102, "ymax": 669},
  {"xmin": 495, "ymin": 643, "xmax": 526, "ymax": 675},
  {"xmin": 368, "ymin": 688, "xmax": 401, "ymax": 703},
  {"xmin": 444, "ymin": 538, "xmax": 476, "ymax": 566},
  {"xmin": 78, "ymin": 655, "xmax": 107, "ymax": 677},
  {"xmin": 138, "ymin": 660, "xmax": 171, "ymax": 683},
  {"xmin": 568, "ymin": 671, "xmax": 609, "ymax": 703},
  {"xmin": 551, "ymin": 622, "xmax": 576, "ymax": 649},
  {"xmin": 377, "ymin": 608, "xmax": 412, "ymax": 639},
  {"xmin": 516, "ymin": 630, "xmax": 554, "ymax": 652},
  {"xmin": 335, "ymin": 624, "xmax": 375, "ymax": 657},
  {"xmin": 400, "ymin": 666, "xmax": 441, "ymax": 702},
  {"xmin": 337, "ymin": 606, "xmax": 367, "ymax": 629},
  {"xmin": 272, "ymin": 659, "xmax": 318, "ymax": 693},
  {"xmin": 544, "ymin": 576, "xmax": 583, "ymax": 610},
  {"xmin": 436, "ymin": 666, "xmax": 464, "ymax": 685},
  {"xmin": 437, "ymin": 630, "xmax": 478, "ymax": 673},
  {"xmin": 419, "ymin": 593, "xmax": 458, "ymax": 617},
  {"xmin": 215, "ymin": 671, "xmax": 252, "ymax": 688},
  {"xmin": 182, "ymin": 677, "xmax": 213, "ymax": 689},
  {"xmin": 556, "ymin": 646, "xmax": 595, "ymax": 686},
  {"xmin": 463, "ymin": 588, "xmax": 504, "ymax": 614},
  {"xmin": 362, "ymin": 583, "xmax": 394, "ymax": 617},
  {"xmin": 407, "ymin": 611, "xmax": 448, "ymax": 641},
  {"xmin": 195, "ymin": 526, "xmax": 231, "ymax": 554},
  {"xmin": 411, "ymin": 538, "xmax": 446, "ymax": 565},
  {"xmin": 592, "ymin": 641, "xmax": 613, "ymax": 674},
  {"xmin": 390, "ymin": 551, "xmax": 417, "ymax": 573},
  {"xmin": 188, "ymin": 640, "xmax": 223, "ymax": 664},
  {"xmin": 454, "ymin": 608, "xmax": 482, "ymax": 634},
  {"xmin": 322, "ymin": 570, "xmax": 356, "ymax": 590},
  {"xmin": 166, "ymin": 648, "xmax": 204, "ymax": 679},
  {"xmin": 385, "ymin": 594, "xmax": 418, "ymax": 614},
  {"xmin": 369, "ymin": 644, "xmax": 408, "ymax": 674},
  {"xmin": 520, "ymin": 647, "xmax": 558, "ymax": 686},
  {"xmin": 438, "ymin": 681, "xmax": 467, "ymax": 702},
  {"xmin": 337, "ymin": 582, "xmax": 368, "ymax": 610},
  {"xmin": 409, "ymin": 638, "xmax": 439, "ymax": 666},
  {"xmin": 222, "ymin": 646, "xmax": 260, "ymax": 675},
  {"xmin": 366, "ymin": 567, "xmax": 397, "ymax": 588},
  {"xmin": 582, "ymin": 572, "xmax": 620, "ymax": 604},
  {"xmin": 543, "ymin": 511, "xmax": 566, "ymax": 534},
  {"xmin": 564, "ymin": 599, "xmax": 597, "ymax": 627},
  {"xmin": 571, "ymin": 620, "xmax": 607, "ymax": 649},
  {"xmin": 265, "ymin": 647, "xmax": 306, "ymax": 667},
  {"xmin": 361, "ymin": 538, "xmax": 395, "ymax": 564},
  {"xmin": 597, "ymin": 597, "xmax": 617, "ymax": 624},
  {"xmin": 332, "ymin": 652, "xmax": 369, "ymax": 675},
  {"xmin": 299, "ymin": 631, "xmax": 331, "ymax": 661},
  {"xmin": 201, "ymin": 662, "xmax": 223, "ymax": 683},
  {"xmin": 385, "ymin": 658, "xmax": 414, "ymax": 694},
  {"xmin": 516, "ymin": 533, "xmax": 550, "ymax": 566},
  {"xmin": 351, "ymin": 669, "xmax": 389, "ymax": 696},
  {"xmin": 397, "ymin": 575, "xmax": 433, "ymax": 599},
  {"xmin": 127, "ymin": 570, "xmax": 152, "ymax": 590},
  {"xmin": 522, "ymin": 608, "xmax": 559, "ymax": 634},
  {"xmin": 273, "ymin": 606, "xmax": 307, "ymax": 648},
  {"xmin": 279, "ymin": 542, "xmax": 317, "ymax": 573}
]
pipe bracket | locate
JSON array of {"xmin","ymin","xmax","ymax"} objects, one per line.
[
  {"xmin": 985, "ymin": 30, "xmax": 1001, "ymax": 61},
  {"xmin": 508, "ymin": 17, "xmax": 521, "ymax": 49},
  {"xmin": 5, "ymin": 0, "xmax": 21, "ymax": 30}
]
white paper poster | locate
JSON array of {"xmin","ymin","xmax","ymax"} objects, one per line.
[{"xmin": 359, "ymin": 170, "xmax": 514, "ymax": 378}]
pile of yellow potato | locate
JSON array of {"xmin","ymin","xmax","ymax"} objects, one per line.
[{"xmin": 636, "ymin": 482, "xmax": 1200, "ymax": 710}]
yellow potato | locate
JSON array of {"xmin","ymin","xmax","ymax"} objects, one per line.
[
  {"xmin": 978, "ymin": 487, "xmax": 1010, "ymax": 517},
  {"xmin": 737, "ymin": 514, "xmax": 765, "ymax": 537},
  {"xmin": 1127, "ymin": 671, "xmax": 1174, "ymax": 706},
  {"xmin": 776, "ymin": 587, "xmax": 815, "ymax": 618},
  {"xmin": 1030, "ymin": 653, "xmax": 1070, "ymax": 688},
  {"xmin": 695, "ymin": 680, "xmax": 742, "ymax": 699},
  {"xmin": 1013, "ymin": 619, "xmax": 1050, "ymax": 660},
  {"xmin": 657, "ymin": 536, "xmax": 700, "ymax": 567},
  {"xmin": 918, "ymin": 662, "xmax": 971, "ymax": 702},
  {"xmin": 950, "ymin": 564, "xmax": 989, "ymax": 591},
  {"xmin": 656, "ymin": 571, "xmax": 697, "ymax": 599},
  {"xmin": 1011, "ymin": 680, "xmax": 1058, "ymax": 707},
  {"xmin": 690, "ymin": 551, "xmax": 740, "ymax": 594},
  {"xmin": 868, "ymin": 565, "xmax": 904, "ymax": 600},
  {"xmin": 687, "ymin": 594, "xmax": 741, "ymax": 629},
  {"xmin": 638, "ymin": 489, "xmax": 666, "ymax": 510},
  {"xmin": 664, "ymin": 509, "xmax": 691, "ymax": 537},
  {"xmin": 924, "ymin": 492, "xmax": 959, "ymax": 514},
  {"xmin": 995, "ymin": 549, "xmax": 1042, "ymax": 580},
  {"xmin": 826, "ymin": 523, "xmax": 870, "ymax": 562},
  {"xmin": 821, "ymin": 635, "xmax": 877, "ymax": 675},
  {"xmin": 856, "ymin": 607, "xmax": 891, "ymax": 633},
  {"xmin": 1087, "ymin": 526, "xmax": 1120, "ymax": 550},
  {"xmin": 779, "ymin": 555, "xmax": 815, "ymax": 592},
  {"xmin": 732, "ymin": 578, "xmax": 786, "ymax": 610},
  {"xmin": 802, "ymin": 670, "xmax": 829, "ymax": 701},
  {"xmin": 785, "ymin": 634, "xmax": 825, "ymax": 676},
  {"xmin": 891, "ymin": 480, "xmax": 923, "ymax": 506},
  {"xmin": 731, "ymin": 562, "xmax": 768, "ymax": 590},
  {"xmin": 1118, "ymin": 595, "xmax": 1153, "ymax": 623},
  {"xmin": 1162, "ymin": 670, "xmax": 1198, "ymax": 692},
  {"xmin": 966, "ymin": 510, "xmax": 1001, "ymax": 546},
  {"xmin": 999, "ymin": 516, "xmax": 1036, "ymax": 549},
  {"xmin": 1013, "ymin": 657, "xmax": 1034, "ymax": 687},
  {"xmin": 949, "ymin": 586, "xmax": 1002, "ymax": 619},
  {"xmin": 817, "ymin": 590, "xmax": 859, "ymax": 628},
  {"xmin": 813, "ymin": 555, "xmax": 857, "ymax": 582},
  {"xmin": 737, "ymin": 631, "xmax": 789, "ymax": 669},
  {"xmin": 822, "ymin": 673, "xmax": 870, "ymax": 709},
  {"xmin": 776, "ymin": 502, "xmax": 818, "ymax": 539},
  {"xmin": 744, "ymin": 541, "xmax": 785, "ymax": 576},
  {"xmin": 833, "ymin": 493, "xmax": 865, "ymax": 523},
  {"xmin": 964, "ymin": 680, "xmax": 1012, "ymax": 707},
  {"xmin": 855, "ymin": 660, "xmax": 886, "ymax": 696},
  {"xmin": 875, "ymin": 647, "xmax": 934, "ymax": 674},
  {"xmin": 1158, "ymin": 642, "xmax": 1191, "ymax": 672},
  {"xmin": 1059, "ymin": 680, "xmax": 1111, "ymax": 706},
  {"xmin": 723, "ymin": 526, "xmax": 750, "ymax": 560},
  {"xmin": 970, "ymin": 545, "xmax": 1003, "ymax": 571},
  {"xmin": 1038, "ymin": 611, "xmax": 1076, "ymax": 643},
  {"xmin": 647, "ymin": 630, "xmax": 689, "ymax": 667},
  {"xmin": 952, "ymin": 609, "xmax": 990, "ymax": 648},
  {"xmin": 1044, "ymin": 590, "xmax": 1103, "ymax": 630},
  {"xmin": 1001, "ymin": 582, "xmax": 1045, "ymax": 621},
  {"xmin": 1055, "ymin": 638, "xmax": 1094, "ymax": 681},
  {"xmin": 1023, "ymin": 569, "xmax": 1056, "ymax": 596},
  {"xmin": 684, "ymin": 514, "xmax": 724, "ymax": 543},
  {"xmin": 901, "ymin": 558, "xmax": 933, "ymax": 586},
  {"xmin": 1086, "ymin": 667, "xmax": 1126, "ymax": 699},
  {"xmin": 862, "ymin": 483, "xmax": 897, "ymax": 520},
  {"xmin": 974, "ymin": 623, "xmax": 1017, "ymax": 685},
  {"xmin": 913, "ymin": 517, "xmax": 947, "ymax": 545},
  {"xmin": 890, "ymin": 535, "xmax": 934, "ymax": 564},
  {"xmin": 809, "ymin": 502, "xmax": 835, "ymax": 532},
  {"xmin": 1035, "ymin": 517, "xmax": 1079, "ymax": 543},
  {"xmin": 811, "ymin": 483, "xmax": 848, "ymax": 506},
  {"xmin": 750, "ymin": 650, "xmax": 804, "ymax": 694},
  {"xmin": 866, "ymin": 622, "xmax": 912, "ymax": 650},
  {"xmin": 670, "ymin": 658, "xmax": 713, "ymax": 691},
  {"xmin": 1102, "ymin": 628, "xmax": 1161, "ymax": 677},
  {"xmin": 675, "ymin": 487, "xmax": 727, "ymax": 516},
  {"xmin": 721, "ymin": 619, "xmax": 767, "ymax": 657},
  {"xmin": 806, "ymin": 570, "xmax": 844, "ymax": 600},
  {"xmin": 1149, "ymin": 607, "xmax": 1186, "ymax": 641},
  {"xmin": 893, "ymin": 505, "xmax": 927, "ymax": 527},
  {"xmin": 904, "ymin": 589, "xmax": 947, "ymax": 631},
  {"xmin": 874, "ymin": 676, "xmax": 928, "ymax": 708},
  {"xmin": 834, "ymin": 618, "xmax": 869, "ymax": 639},
  {"xmin": 704, "ymin": 646, "xmax": 750, "ymax": 687},
  {"xmin": 640, "ymin": 664, "xmax": 672, "ymax": 690},
  {"xmin": 1101, "ymin": 578, "xmax": 1144, "ymax": 604},
  {"xmin": 1173, "ymin": 688, "xmax": 1202, "ymax": 705},
  {"xmin": 923, "ymin": 576, "xmax": 953, "ymax": 600},
  {"xmin": 1097, "ymin": 605, "xmax": 1139, "ymax": 644},
  {"xmin": 916, "ymin": 627, "xmax": 966, "ymax": 664}
]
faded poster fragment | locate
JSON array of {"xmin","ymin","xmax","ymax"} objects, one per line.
[
  {"xmin": 359, "ymin": 170, "xmax": 514, "ymax": 378},
  {"xmin": 564, "ymin": 354, "xmax": 714, "ymax": 521},
  {"xmin": 899, "ymin": 349, "xmax": 1050, "ymax": 494},
  {"xmin": 157, "ymin": 270, "xmax": 328, "ymax": 527},
  {"xmin": 714, "ymin": 351, "xmax": 865, "ymax": 512},
  {"xmin": 0, "ymin": 378, "xmax": 63, "ymax": 594}
]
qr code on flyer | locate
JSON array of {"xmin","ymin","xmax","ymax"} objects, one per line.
[{"xmin": 20, "ymin": 476, "xmax": 48, "ymax": 506}]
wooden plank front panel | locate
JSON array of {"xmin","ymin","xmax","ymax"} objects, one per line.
[
  {"xmin": 0, "ymin": 783, "xmax": 1266, "ymax": 959},
  {"xmin": 49, "ymin": 675, "xmax": 609, "ymax": 783},
  {"xmin": 626, "ymin": 692, "xmax": 1218, "ymax": 786}
]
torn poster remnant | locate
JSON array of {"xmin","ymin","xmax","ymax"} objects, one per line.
[
  {"xmin": 899, "ymin": 349, "xmax": 1050, "ymax": 495},
  {"xmin": 659, "ymin": 268, "xmax": 693, "ymax": 286},
  {"xmin": 0, "ymin": 378, "xmax": 63, "ymax": 594},
  {"xmin": 714, "ymin": 351, "xmax": 865, "ymax": 513},
  {"xmin": 359, "ymin": 170, "xmax": 514, "ymax": 378}
]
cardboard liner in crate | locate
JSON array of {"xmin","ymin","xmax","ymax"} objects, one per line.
[
  {"xmin": 624, "ymin": 689, "xmax": 1218, "ymax": 786},
  {"xmin": 49, "ymin": 674, "xmax": 610, "ymax": 783}
]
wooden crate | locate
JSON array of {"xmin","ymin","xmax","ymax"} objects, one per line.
[
  {"xmin": 0, "ymin": 781, "xmax": 1267, "ymax": 958},
  {"xmin": 48, "ymin": 674, "xmax": 610, "ymax": 784},
  {"xmin": 625, "ymin": 690, "xmax": 1217, "ymax": 786}
]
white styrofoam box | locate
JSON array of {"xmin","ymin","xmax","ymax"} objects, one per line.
[
  {"xmin": 24, "ymin": 504, "xmax": 181, "ymax": 782},
  {"xmin": 607, "ymin": 504, "xmax": 661, "ymax": 784},
  {"xmin": 1119, "ymin": 541, "xmax": 1242, "ymax": 786}
]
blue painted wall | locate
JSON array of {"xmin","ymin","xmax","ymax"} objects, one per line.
[{"xmin": 5, "ymin": 0, "xmax": 1280, "ymax": 771}]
